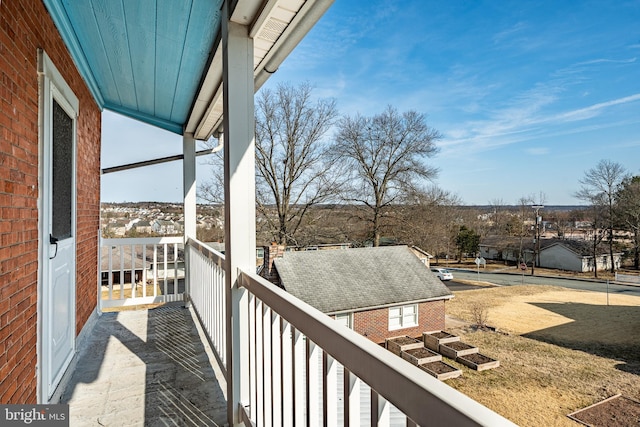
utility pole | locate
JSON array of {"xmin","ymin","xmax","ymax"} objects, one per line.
[{"xmin": 531, "ymin": 204, "xmax": 544, "ymax": 275}]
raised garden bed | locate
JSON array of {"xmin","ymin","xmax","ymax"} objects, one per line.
[
  {"xmin": 568, "ymin": 394, "xmax": 640, "ymax": 427},
  {"xmin": 439, "ymin": 341, "xmax": 479, "ymax": 359},
  {"xmin": 386, "ymin": 336, "xmax": 423, "ymax": 356},
  {"xmin": 419, "ymin": 360, "xmax": 462, "ymax": 381},
  {"xmin": 423, "ymin": 330, "xmax": 460, "ymax": 351},
  {"xmin": 401, "ymin": 347, "xmax": 441, "ymax": 365},
  {"xmin": 456, "ymin": 352, "xmax": 500, "ymax": 371}
]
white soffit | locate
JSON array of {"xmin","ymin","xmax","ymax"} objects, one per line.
[{"xmin": 187, "ymin": 0, "xmax": 332, "ymax": 141}]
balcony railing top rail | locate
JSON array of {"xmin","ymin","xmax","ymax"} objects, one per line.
[
  {"xmin": 184, "ymin": 237, "xmax": 515, "ymax": 426},
  {"xmin": 238, "ymin": 268, "xmax": 516, "ymax": 427}
]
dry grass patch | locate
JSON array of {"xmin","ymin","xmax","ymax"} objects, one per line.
[
  {"xmin": 101, "ymin": 283, "xmax": 163, "ymax": 300},
  {"xmin": 100, "ymin": 283, "xmax": 166, "ymax": 312},
  {"xmin": 444, "ymin": 285, "xmax": 640, "ymax": 426}
]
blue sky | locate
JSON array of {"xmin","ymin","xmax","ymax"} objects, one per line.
[{"xmin": 102, "ymin": 0, "xmax": 640, "ymax": 205}]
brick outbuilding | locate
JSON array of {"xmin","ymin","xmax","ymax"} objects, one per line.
[{"xmin": 271, "ymin": 246, "xmax": 454, "ymax": 344}]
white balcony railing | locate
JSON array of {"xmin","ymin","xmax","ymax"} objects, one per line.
[
  {"xmin": 185, "ymin": 238, "xmax": 516, "ymax": 427},
  {"xmin": 186, "ymin": 239, "xmax": 227, "ymax": 369},
  {"xmin": 100, "ymin": 237, "xmax": 184, "ymax": 309}
]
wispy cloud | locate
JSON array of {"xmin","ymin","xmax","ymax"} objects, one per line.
[
  {"xmin": 439, "ymin": 91, "xmax": 640, "ymax": 158},
  {"xmin": 576, "ymin": 57, "xmax": 636, "ymax": 66},
  {"xmin": 554, "ymin": 93, "xmax": 640, "ymax": 122},
  {"xmin": 492, "ymin": 22, "xmax": 528, "ymax": 44}
]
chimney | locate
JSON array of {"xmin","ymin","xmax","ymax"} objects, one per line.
[{"xmin": 261, "ymin": 243, "xmax": 285, "ymax": 284}]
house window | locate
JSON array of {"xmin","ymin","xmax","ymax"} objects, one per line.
[{"xmin": 389, "ymin": 304, "xmax": 418, "ymax": 330}]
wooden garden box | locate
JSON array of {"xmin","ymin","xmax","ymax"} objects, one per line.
[
  {"xmin": 401, "ymin": 347, "xmax": 441, "ymax": 365},
  {"xmin": 457, "ymin": 353, "xmax": 500, "ymax": 371},
  {"xmin": 439, "ymin": 341, "xmax": 479, "ymax": 359},
  {"xmin": 419, "ymin": 361, "xmax": 462, "ymax": 381},
  {"xmin": 385, "ymin": 336, "xmax": 423, "ymax": 356},
  {"xmin": 423, "ymin": 330, "xmax": 460, "ymax": 351}
]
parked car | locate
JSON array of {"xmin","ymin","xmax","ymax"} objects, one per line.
[{"xmin": 431, "ymin": 267, "xmax": 453, "ymax": 281}]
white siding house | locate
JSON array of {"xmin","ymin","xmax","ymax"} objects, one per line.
[{"xmin": 539, "ymin": 241, "xmax": 622, "ymax": 272}]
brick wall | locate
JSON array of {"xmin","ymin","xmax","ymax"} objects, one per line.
[
  {"xmin": 352, "ymin": 300, "xmax": 446, "ymax": 344},
  {"xmin": 0, "ymin": 1, "xmax": 101, "ymax": 403}
]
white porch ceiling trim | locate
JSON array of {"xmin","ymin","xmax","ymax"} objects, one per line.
[{"xmin": 186, "ymin": 0, "xmax": 334, "ymax": 141}]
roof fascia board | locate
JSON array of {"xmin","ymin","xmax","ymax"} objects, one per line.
[
  {"xmin": 187, "ymin": 0, "xmax": 335, "ymax": 140},
  {"xmin": 104, "ymin": 103, "xmax": 183, "ymax": 135},
  {"xmin": 325, "ymin": 295, "xmax": 455, "ymax": 316},
  {"xmin": 42, "ymin": 0, "xmax": 105, "ymax": 109},
  {"xmin": 184, "ymin": 37, "xmax": 224, "ymax": 139}
]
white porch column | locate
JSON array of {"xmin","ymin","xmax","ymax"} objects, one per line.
[
  {"xmin": 183, "ymin": 133, "xmax": 197, "ymax": 240},
  {"xmin": 183, "ymin": 133, "xmax": 196, "ymax": 307},
  {"xmin": 222, "ymin": 2, "xmax": 256, "ymax": 425}
]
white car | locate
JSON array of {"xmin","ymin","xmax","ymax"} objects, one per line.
[{"xmin": 431, "ymin": 267, "xmax": 453, "ymax": 281}]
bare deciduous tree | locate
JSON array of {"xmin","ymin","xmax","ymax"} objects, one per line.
[
  {"xmin": 255, "ymin": 82, "xmax": 340, "ymax": 245},
  {"xmin": 397, "ymin": 186, "xmax": 461, "ymax": 261},
  {"xmin": 331, "ymin": 106, "xmax": 440, "ymax": 246},
  {"xmin": 575, "ymin": 160, "xmax": 628, "ymax": 273},
  {"xmin": 489, "ymin": 198, "xmax": 507, "ymax": 235},
  {"xmin": 616, "ymin": 176, "xmax": 640, "ymax": 269},
  {"xmin": 514, "ymin": 195, "xmax": 533, "ymax": 264},
  {"xmin": 199, "ymin": 83, "xmax": 339, "ymax": 245}
]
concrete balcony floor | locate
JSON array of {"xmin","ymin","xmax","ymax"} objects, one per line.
[{"xmin": 61, "ymin": 304, "xmax": 227, "ymax": 426}]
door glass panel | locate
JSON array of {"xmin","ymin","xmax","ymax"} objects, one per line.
[{"xmin": 52, "ymin": 99, "xmax": 73, "ymax": 240}]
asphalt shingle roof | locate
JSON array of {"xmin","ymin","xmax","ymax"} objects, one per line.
[{"xmin": 273, "ymin": 245, "xmax": 453, "ymax": 314}]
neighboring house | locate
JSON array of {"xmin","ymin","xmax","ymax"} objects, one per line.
[
  {"xmin": 539, "ymin": 240, "xmax": 623, "ymax": 273},
  {"xmin": 480, "ymin": 236, "xmax": 623, "ymax": 272},
  {"xmin": 270, "ymin": 246, "xmax": 454, "ymax": 344},
  {"xmin": 134, "ymin": 220, "xmax": 153, "ymax": 234},
  {"xmin": 479, "ymin": 236, "xmax": 535, "ymax": 263},
  {"xmin": 100, "ymin": 246, "xmax": 149, "ymax": 286},
  {"xmin": 107, "ymin": 221, "xmax": 129, "ymax": 237},
  {"xmin": 152, "ymin": 219, "xmax": 178, "ymax": 235},
  {"xmin": 410, "ymin": 246, "xmax": 434, "ymax": 268}
]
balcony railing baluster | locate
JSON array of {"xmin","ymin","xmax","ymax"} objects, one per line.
[{"xmin": 185, "ymin": 237, "xmax": 516, "ymax": 427}]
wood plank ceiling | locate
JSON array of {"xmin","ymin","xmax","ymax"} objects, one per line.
[{"xmin": 44, "ymin": 0, "xmax": 334, "ymax": 141}]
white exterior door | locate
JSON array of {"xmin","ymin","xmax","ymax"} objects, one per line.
[{"xmin": 39, "ymin": 51, "xmax": 78, "ymax": 401}]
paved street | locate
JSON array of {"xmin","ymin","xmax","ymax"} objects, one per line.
[{"xmin": 448, "ymin": 269, "xmax": 640, "ymax": 297}]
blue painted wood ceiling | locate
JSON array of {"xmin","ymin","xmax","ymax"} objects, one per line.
[
  {"xmin": 45, "ymin": 0, "xmax": 222, "ymax": 135},
  {"xmin": 44, "ymin": 0, "xmax": 334, "ymax": 139}
]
